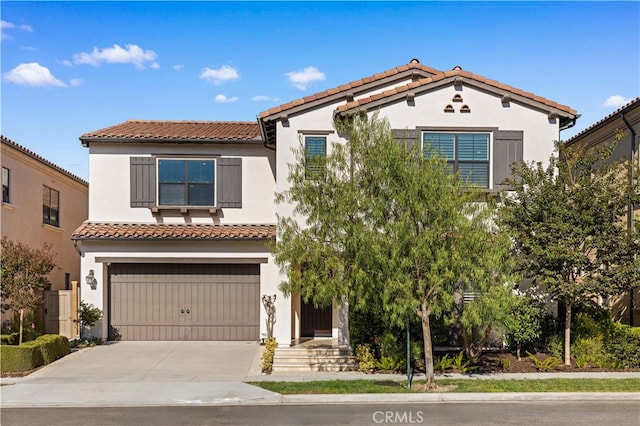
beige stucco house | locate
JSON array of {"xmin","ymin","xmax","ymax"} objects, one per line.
[
  {"xmin": 563, "ymin": 97, "xmax": 640, "ymax": 325},
  {"xmin": 74, "ymin": 59, "xmax": 579, "ymax": 346},
  {"xmin": 1, "ymin": 135, "xmax": 88, "ymax": 337}
]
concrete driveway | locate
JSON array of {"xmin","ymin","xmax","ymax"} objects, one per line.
[
  {"xmin": 23, "ymin": 341, "xmax": 263, "ymax": 383},
  {"xmin": 0, "ymin": 341, "xmax": 281, "ymax": 407}
]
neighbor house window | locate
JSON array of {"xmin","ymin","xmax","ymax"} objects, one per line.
[
  {"xmin": 43, "ymin": 186, "xmax": 60, "ymax": 227},
  {"xmin": 423, "ymin": 133, "xmax": 489, "ymax": 187},
  {"xmin": 158, "ymin": 159, "xmax": 215, "ymax": 206},
  {"xmin": 2, "ymin": 167, "xmax": 9, "ymax": 203},
  {"xmin": 305, "ymin": 136, "xmax": 326, "ymax": 178}
]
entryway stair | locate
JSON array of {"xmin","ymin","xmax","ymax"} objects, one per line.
[{"xmin": 271, "ymin": 339, "xmax": 358, "ymax": 373}]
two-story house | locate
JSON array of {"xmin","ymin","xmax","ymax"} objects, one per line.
[
  {"xmin": 1, "ymin": 135, "xmax": 88, "ymax": 338},
  {"xmin": 563, "ymin": 97, "xmax": 639, "ymax": 326},
  {"xmin": 75, "ymin": 59, "xmax": 578, "ymax": 346}
]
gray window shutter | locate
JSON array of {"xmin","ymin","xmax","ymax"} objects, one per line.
[
  {"xmin": 217, "ymin": 158, "xmax": 242, "ymax": 208},
  {"xmin": 392, "ymin": 129, "xmax": 420, "ymax": 152},
  {"xmin": 130, "ymin": 157, "xmax": 156, "ymax": 207},
  {"xmin": 493, "ymin": 130, "xmax": 523, "ymax": 190}
]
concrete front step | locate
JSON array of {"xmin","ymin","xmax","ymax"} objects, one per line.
[{"xmin": 272, "ymin": 347, "xmax": 359, "ymax": 373}]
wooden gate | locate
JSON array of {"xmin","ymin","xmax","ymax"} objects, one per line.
[{"xmin": 44, "ymin": 290, "xmax": 73, "ymax": 338}]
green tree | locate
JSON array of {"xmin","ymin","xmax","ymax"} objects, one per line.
[
  {"xmin": 498, "ymin": 140, "xmax": 639, "ymax": 365},
  {"xmin": 0, "ymin": 238, "xmax": 56, "ymax": 345},
  {"xmin": 506, "ymin": 292, "xmax": 547, "ymax": 360},
  {"xmin": 273, "ymin": 114, "xmax": 511, "ymax": 388}
]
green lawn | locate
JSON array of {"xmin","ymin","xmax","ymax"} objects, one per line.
[{"xmin": 250, "ymin": 378, "xmax": 640, "ymax": 394}]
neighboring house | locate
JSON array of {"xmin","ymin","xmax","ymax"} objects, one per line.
[
  {"xmin": 1, "ymin": 135, "xmax": 88, "ymax": 338},
  {"xmin": 75, "ymin": 59, "xmax": 578, "ymax": 346},
  {"xmin": 563, "ymin": 97, "xmax": 640, "ymax": 326},
  {"xmin": 72, "ymin": 121, "xmax": 278, "ymax": 341}
]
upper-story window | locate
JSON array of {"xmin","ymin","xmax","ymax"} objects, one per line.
[
  {"xmin": 43, "ymin": 185, "xmax": 60, "ymax": 227},
  {"xmin": 158, "ymin": 159, "xmax": 215, "ymax": 206},
  {"xmin": 2, "ymin": 167, "xmax": 9, "ymax": 203},
  {"xmin": 423, "ymin": 132, "xmax": 489, "ymax": 188},
  {"xmin": 305, "ymin": 136, "xmax": 326, "ymax": 178}
]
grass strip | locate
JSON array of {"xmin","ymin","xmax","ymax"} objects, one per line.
[{"xmin": 249, "ymin": 378, "xmax": 640, "ymax": 394}]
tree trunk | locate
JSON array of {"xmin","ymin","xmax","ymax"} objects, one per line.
[
  {"xmin": 19, "ymin": 309, "xmax": 24, "ymax": 345},
  {"xmin": 516, "ymin": 344, "xmax": 521, "ymax": 361},
  {"xmin": 420, "ymin": 306, "xmax": 435, "ymax": 389},
  {"xmin": 564, "ymin": 299, "xmax": 572, "ymax": 366}
]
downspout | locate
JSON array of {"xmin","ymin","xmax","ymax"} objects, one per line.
[{"xmin": 621, "ymin": 112, "xmax": 637, "ymax": 326}]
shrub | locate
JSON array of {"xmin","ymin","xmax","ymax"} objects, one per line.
[
  {"xmin": 0, "ymin": 343, "xmax": 44, "ymax": 373},
  {"xmin": 433, "ymin": 353, "xmax": 454, "ymax": 372},
  {"xmin": 608, "ymin": 323, "xmax": 640, "ymax": 368},
  {"xmin": 35, "ymin": 334, "xmax": 70, "ymax": 363},
  {"xmin": 571, "ymin": 336, "xmax": 607, "ymax": 367},
  {"xmin": 498, "ymin": 357, "xmax": 511, "ymax": 371},
  {"xmin": 527, "ymin": 352, "xmax": 562, "ymax": 372},
  {"xmin": 355, "ymin": 344, "xmax": 376, "ymax": 373},
  {"xmin": 376, "ymin": 355, "xmax": 406, "ymax": 372},
  {"xmin": 260, "ymin": 337, "xmax": 278, "ymax": 374},
  {"xmin": 451, "ymin": 350, "xmax": 478, "ymax": 374},
  {"xmin": 547, "ymin": 334, "xmax": 563, "ymax": 359}
]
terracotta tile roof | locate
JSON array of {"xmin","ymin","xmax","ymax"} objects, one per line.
[
  {"xmin": 336, "ymin": 69, "xmax": 577, "ymax": 116},
  {"xmin": 259, "ymin": 61, "xmax": 442, "ymax": 119},
  {"xmin": 80, "ymin": 120, "xmax": 261, "ymax": 144},
  {"xmin": 564, "ymin": 97, "xmax": 640, "ymax": 145},
  {"xmin": 71, "ymin": 222, "xmax": 276, "ymax": 241},
  {"xmin": 1, "ymin": 135, "xmax": 88, "ymax": 186}
]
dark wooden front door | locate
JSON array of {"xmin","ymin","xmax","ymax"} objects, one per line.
[{"xmin": 301, "ymin": 299, "xmax": 332, "ymax": 337}]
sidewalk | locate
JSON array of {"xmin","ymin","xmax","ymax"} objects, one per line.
[{"xmin": 2, "ymin": 343, "xmax": 639, "ymax": 408}]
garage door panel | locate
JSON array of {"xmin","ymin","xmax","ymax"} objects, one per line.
[{"xmin": 109, "ymin": 263, "xmax": 259, "ymax": 341}]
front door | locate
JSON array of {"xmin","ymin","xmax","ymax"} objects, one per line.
[{"xmin": 301, "ymin": 299, "xmax": 332, "ymax": 337}]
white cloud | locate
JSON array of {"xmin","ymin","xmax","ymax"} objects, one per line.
[
  {"xmin": 201, "ymin": 65, "xmax": 239, "ymax": 85},
  {"xmin": 602, "ymin": 95, "xmax": 632, "ymax": 108},
  {"xmin": 69, "ymin": 78, "xmax": 83, "ymax": 86},
  {"xmin": 286, "ymin": 66, "xmax": 326, "ymax": 90},
  {"xmin": 3, "ymin": 62, "xmax": 66, "ymax": 87},
  {"xmin": 73, "ymin": 44, "xmax": 158, "ymax": 69},
  {"xmin": 61, "ymin": 59, "xmax": 73, "ymax": 67},
  {"xmin": 252, "ymin": 95, "xmax": 280, "ymax": 102},
  {"xmin": 1, "ymin": 20, "xmax": 33, "ymax": 41},
  {"xmin": 150, "ymin": 62, "xmax": 160, "ymax": 69},
  {"xmin": 214, "ymin": 94, "xmax": 239, "ymax": 103},
  {"xmin": 173, "ymin": 64, "xmax": 184, "ymax": 71}
]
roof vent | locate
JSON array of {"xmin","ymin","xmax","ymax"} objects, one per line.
[
  {"xmin": 452, "ymin": 65, "xmax": 462, "ymax": 71},
  {"xmin": 409, "ymin": 58, "xmax": 420, "ymax": 64}
]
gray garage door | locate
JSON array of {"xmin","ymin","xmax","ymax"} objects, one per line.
[{"xmin": 109, "ymin": 263, "xmax": 260, "ymax": 341}]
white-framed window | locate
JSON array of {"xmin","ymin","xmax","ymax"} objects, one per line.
[
  {"xmin": 2, "ymin": 167, "xmax": 9, "ymax": 203},
  {"xmin": 157, "ymin": 158, "xmax": 216, "ymax": 206},
  {"xmin": 43, "ymin": 185, "xmax": 60, "ymax": 227},
  {"xmin": 423, "ymin": 132, "xmax": 490, "ymax": 188}
]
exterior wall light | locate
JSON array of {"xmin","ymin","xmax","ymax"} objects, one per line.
[{"xmin": 85, "ymin": 269, "xmax": 98, "ymax": 290}]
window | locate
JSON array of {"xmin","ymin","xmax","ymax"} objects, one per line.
[
  {"xmin": 158, "ymin": 159, "xmax": 215, "ymax": 206},
  {"xmin": 43, "ymin": 186, "xmax": 60, "ymax": 227},
  {"xmin": 2, "ymin": 167, "xmax": 9, "ymax": 203},
  {"xmin": 305, "ymin": 136, "xmax": 326, "ymax": 178},
  {"xmin": 423, "ymin": 132, "xmax": 489, "ymax": 187}
]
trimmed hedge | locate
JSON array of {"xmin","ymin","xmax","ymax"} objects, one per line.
[{"xmin": 0, "ymin": 334, "xmax": 70, "ymax": 373}]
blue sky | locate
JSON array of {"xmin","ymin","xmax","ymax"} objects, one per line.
[{"xmin": 2, "ymin": 1, "xmax": 639, "ymax": 181}]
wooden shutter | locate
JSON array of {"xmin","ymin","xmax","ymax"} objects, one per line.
[
  {"xmin": 217, "ymin": 158, "xmax": 242, "ymax": 208},
  {"xmin": 392, "ymin": 129, "xmax": 420, "ymax": 152},
  {"xmin": 130, "ymin": 157, "xmax": 156, "ymax": 208},
  {"xmin": 493, "ymin": 130, "xmax": 523, "ymax": 191}
]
